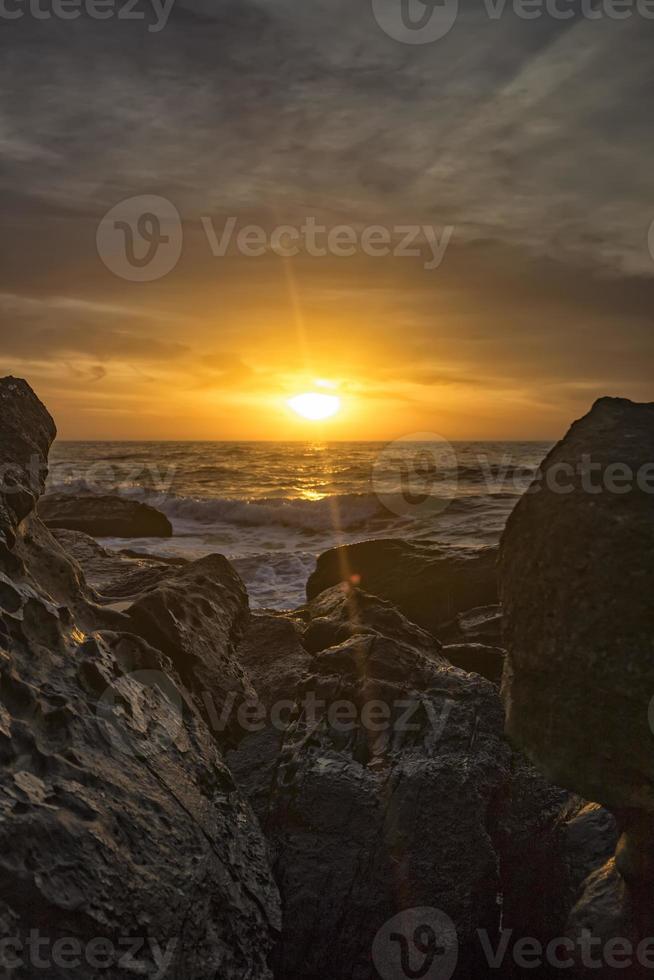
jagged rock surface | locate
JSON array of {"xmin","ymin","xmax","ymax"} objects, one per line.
[
  {"xmin": 51, "ymin": 529, "xmax": 184, "ymax": 599},
  {"xmin": 0, "ymin": 377, "xmax": 280, "ymax": 979},
  {"xmin": 229, "ymin": 587, "xmax": 575, "ymax": 980}
]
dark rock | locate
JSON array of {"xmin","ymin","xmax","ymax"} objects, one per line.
[
  {"xmin": 561, "ymin": 801, "xmax": 618, "ymax": 902},
  {"xmin": 51, "ymin": 529, "xmax": 182, "ymax": 599},
  {"xmin": 442, "ymin": 643, "xmax": 505, "ymax": 684},
  {"xmin": 307, "ymin": 538, "xmax": 498, "ymax": 634},
  {"xmin": 125, "ymin": 553, "xmax": 255, "ymax": 744},
  {"xmin": 500, "ymin": 397, "xmax": 654, "ymax": 815},
  {"xmin": 0, "ymin": 377, "xmax": 56, "ymax": 557},
  {"xmin": 302, "ymin": 583, "xmax": 442, "ymax": 658},
  {"xmin": 438, "ymin": 604, "xmax": 503, "ymax": 646},
  {"xmin": 0, "ymin": 378, "xmax": 280, "ymax": 978},
  {"xmin": 229, "ymin": 586, "xmax": 572, "ymax": 980},
  {"xmin": 39, "ymin": 493, "xmax": 173, "ymax": 538},
  {"xmin": 500, "ymin": 396, "xmax": 654, "ymax": 964}
]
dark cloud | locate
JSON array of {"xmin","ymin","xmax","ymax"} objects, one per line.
[{"xmin": 0, "ymin": 0, "xmax": 652, "ymax": 435}]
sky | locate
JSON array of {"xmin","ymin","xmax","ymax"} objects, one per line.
[{"xmin": 1, "ymin": 0, "xmax": 653, "ymax": 439}]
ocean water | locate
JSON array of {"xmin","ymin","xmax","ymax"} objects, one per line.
[{"xmin": 46, "ymin": 441, "xmax": 550, "ymax": 610}]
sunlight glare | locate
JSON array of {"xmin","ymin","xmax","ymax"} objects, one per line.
[{"xmin": 288, "ymin": 392, "xmax": 341, "ymax": 421}]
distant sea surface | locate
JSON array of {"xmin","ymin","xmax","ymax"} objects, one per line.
[{"xmin": 47, "ymin": 441, "xmax": 551, "ymax": 610}]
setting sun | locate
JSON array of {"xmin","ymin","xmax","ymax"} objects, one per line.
[{"xmin": 287, "ymin": 392, "xmax": 341, "ymax": 421}]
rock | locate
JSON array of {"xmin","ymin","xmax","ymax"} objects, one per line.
[
  {"xmin": 307, "ymin": 538, "xmax": 498, "ymax": 634},
  {"xmin": 561, "ymin": 801, "xmax": 618, "ymax": 903},
  {"xmin": 438, "ymin": 604, "xmax": 503, "ymax": 646},
  {"xmin": 500, "ymin": 397, "xmax": 654, "ymax": 818},
  {"xmin": 302, "ymin": 583, "xmax": 442, "ymax": 658},
  {"xmin": 228, "ymin": 586, "xmax": 572, "ymax": 980},
  {"xmin": 0, "ymin": 377, "xmax": 56, "ymax": 559},
  {"xmin": 51, "ymin": 529, "xmax": 184, "ymax": 598},
  {"xmin": 500, "ymin": 396, "xmax": 654, "ymax": 963},
  {"xmin": 442, "ymin": 643, "xmax": 505, "ymax": 685},
  {"xmin": 39, "ymin": 493, "xmax": 173, "ymax": 538},
  {"xmin": 0, "ymin": 378, "xmax": 280, "ymax": 978},
  {"xmin": 125, "ymin": 553, "xmax": 255, "ymax": 744}
]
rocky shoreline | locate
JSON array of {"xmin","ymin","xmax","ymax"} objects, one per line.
[{"xmin": 0, "ymin": 376, "xmax": 650, "ymax": 978}]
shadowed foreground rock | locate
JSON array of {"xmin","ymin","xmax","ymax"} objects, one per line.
[
  {"xmin": 39, "ymin": 493, "xmax": 173, "ymax": 537},
  {"xmin": 0, "ymin": 378, "xmax": 280, "ymax": 978},
  {"xmin": 307, "ymin": 538, "xmax": 498, "ymax": 634},
  {"xmin": 500, "ymin": 397, "xmax": 654, "ymax": 974},
  {"xmin": 229, "ymin": 587, "xmax": 577, "ymax": 980}
]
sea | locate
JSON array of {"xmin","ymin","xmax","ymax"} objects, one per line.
[{"xmin": 46, "ymin": 441, "xmax": 551, "ymax": 610}]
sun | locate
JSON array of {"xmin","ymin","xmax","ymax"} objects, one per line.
[{"xmin": 287, "ymin": 392, "xmax": 341, "ymax": 421}]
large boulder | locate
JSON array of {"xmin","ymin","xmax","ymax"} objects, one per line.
[
  {"xmin": 500, "ymin": 398, "xmax": 654, "ymax": 817},
  {"xmin": 39, "ymin": 493, "xmax": 173, "ymax": 538},
  {"xmin": 0, "ymin": 378, "xmax": 280, "ymax": 978},
  {"xmin": 500, "ymin": 396, "xmax": 654, "ymax": 967},
  {"xmin": 306, "ymin": 538, "xmax": 498, "ymax": 634}
]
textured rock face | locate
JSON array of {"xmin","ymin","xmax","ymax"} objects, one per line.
[
  {"xmin": 500, "ymin": 398, "xmax": 654, "ymax": 814},
  {"xmin": 229, "ymin": 588, "xmax": 573, "ymax": 980},
  {"xmin": 39, "ymin": 493, "xmax": 173, "ymax": 538},
  {"xmin": 307, "ymin": 538, "xmax": 498, "ymax": 634},
  {"xmin": 500, "ymin": 397, "xmax": 654, "ymax": 972},
  {"xmin": 50, "ymin": 529, "xmax": 184, "ymax": 598},
  {"xmin": 0, "ymin": 378, "xmax": 280, "ymax": 978},
  {"xmin": 441, "ymin": 643, "xmax": 505, "ymax": 685},
  {"xmin": 126, "ymin": 554, "xmax": 254, "ymax": 743},
  {"xmin": 0, "ymin": 377, "xmax": 56, "ymax": 557}
]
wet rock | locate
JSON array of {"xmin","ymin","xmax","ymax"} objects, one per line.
[
  {"xmin": 307, "ymin": 538, "xmax": 498, "ymax": 634},
  {"xmin": 39, "ymin": 493, "xmax": 173, "ymax": 538}
]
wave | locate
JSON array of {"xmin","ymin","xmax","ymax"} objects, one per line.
[
  {"xmin": 44, "ymin": 482, "xmax": 516, "ymax": 534},
  {"xmin": 159, "ymin": 491, "xmax": 395, "ymax": 532}
]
